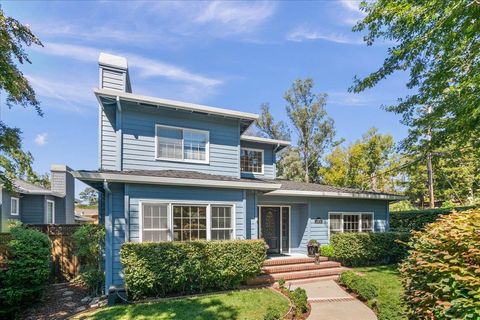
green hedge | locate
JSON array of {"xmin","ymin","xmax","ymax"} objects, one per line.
[
  {"xmin": 120, "ymin": 239, "xmax": 267, "ymax": 300},
  {"xmin": 339, "ymin": 271, "xmax": 378, "ymax": 301},
  {"xmin": 0, "ymin": 225, "xmax": 51, "ymax": 317},
  {"xmin": 330, "ymin": 232, "xmax": 410, "ymax": 266},
  {"xmin": 400, "ymin": 209, "xmax": 480, "ymax": 319},
  {"xmin": 390, "ymin": 206, "xmax": 476, "ymax": 231}
]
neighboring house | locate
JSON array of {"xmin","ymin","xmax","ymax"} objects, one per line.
[
  {"xmin": 75, "ymin": 207, "xmax": 99, "ymax": 224},
  {"xmin": 0, "ymin": 165, "xmax": 75, "ymax": 232},
  {"xmin": 74, "ymin": 53, "xmax": 404, "ymax": 292}
]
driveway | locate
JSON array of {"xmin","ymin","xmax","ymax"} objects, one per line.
[{"xmin": 290, "ymin": 279, "xmax": 377, "ymax": 320}]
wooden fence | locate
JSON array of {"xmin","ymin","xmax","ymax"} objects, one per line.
[{"xmin": 0, "ymin": 224, "xmax": 82, "ymax": 283}]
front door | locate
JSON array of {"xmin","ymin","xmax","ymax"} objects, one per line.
[{"xmin": 260, "ymin": 207, "xmax": 281, "ymax": 254}]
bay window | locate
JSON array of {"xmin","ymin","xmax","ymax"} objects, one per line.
[
  {"xmin": 156, "ymin": 125, "xmax": 209, "ymax": 163},
  {"xmin": 329, "ymin": 212, "xmax": 374, "ymax": 237},
  {"xmin": 140, "ymin": 202, "xmax": 234, "ymax": 242}
]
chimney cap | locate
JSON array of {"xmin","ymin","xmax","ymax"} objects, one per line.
[
  {"xmin": 51, "ymin": 164, "xmax": 72, "ymax": 172},
  {"xmin": 99, "ymin": 52, "xmax": 128, "ymax": 70}
]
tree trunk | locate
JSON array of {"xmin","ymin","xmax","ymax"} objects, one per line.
[{"xmin": 427, "ymin": 153, "xmax": 435, "ymax": 208}]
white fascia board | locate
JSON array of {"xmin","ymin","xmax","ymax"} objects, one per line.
[
  {"xmin": 94, "ymin": 88, "xmax": 259, "ymax": 121},
  {"xmin": 73, "ymin": 171, "xmax": 281, "ymax": 191},
  {"xmin": 240, "ymin": 135, "xmax": 291, "ymax": 146},
  {"xmin": 263, "ymin": 189, "xmax": 406, "ymax": 201}
]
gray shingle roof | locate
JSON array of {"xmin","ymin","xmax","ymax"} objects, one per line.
[{"xmin": 13, "ymin": 179, "xmax": 55, "ymax": 195}]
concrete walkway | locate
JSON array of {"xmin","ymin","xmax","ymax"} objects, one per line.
[{"xmin": 290, "ymin": 280, "xmax": 377, "ymax": 320}]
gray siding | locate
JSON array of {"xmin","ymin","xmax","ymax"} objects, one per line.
[
  {"xmin": 101, "ymin": 68, "xmax": 125, "ymax": 91},
  {"xmin": 121, "ymin": 102, "xmax": 241, "ymax": 177},
  {"xmin": 1, "ymin": 189, "xmax": 21, "ymax": 232},
  {"xmin": 19, "ymin": 194, "xmax": 45, "ymax": 224},
  {"xmin": 240, "ymin": 141, "xmax": 276, "ymax": 180},
  {"xmin": 101, "ymin": 105, "xmax": 117, "ymax": 170}
]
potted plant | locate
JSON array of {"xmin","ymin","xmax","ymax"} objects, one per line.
[{"xmin": 307, "ymin": 239, "xmax": 319, "ymax": 257}]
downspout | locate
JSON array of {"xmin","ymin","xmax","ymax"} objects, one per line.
[{"xmin": 103, "ymin": 180, "xmax": 113, "ymax": 294}]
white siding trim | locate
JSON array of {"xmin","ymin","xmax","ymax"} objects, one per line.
[
  {"xmin": 264, "ymin": 189, "xmax": 405, "ymax": 201},
  {"xmin": 10, "ymin": 197, "xmax": 19, "ymax": 216},
  {"xmin": 46, "ymin": 200, "xmax": 55, "ymax": 224},
  {"xmin": 240, "ymin": 147, "xmax": 264, "ymax": 175}
]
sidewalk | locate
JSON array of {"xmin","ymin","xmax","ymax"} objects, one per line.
[{"xmin": 290, "ymin": 279, "xmax": 377, "ymax": 320}]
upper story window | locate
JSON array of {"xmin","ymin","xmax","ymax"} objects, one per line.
[
  {"xmin": 240, "ymin": 148, "xmax": 263, "ymax": 174},
  {"xmin": 11, "ymin": 197, "xmax": 19, "ymax": 216},
  {"xmin": 156, "ymin": 125, "xmax": 209, "ymax": 163}
]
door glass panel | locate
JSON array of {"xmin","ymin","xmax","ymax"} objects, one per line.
[
  {"xmin": 260, "ymin": 207, "xmax": 281, "ymax": 254},
  {"xmin": 281, "ymin": 207, "xmax": 290, "ymax": 253}
]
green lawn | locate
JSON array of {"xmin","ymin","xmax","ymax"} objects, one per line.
[
  {"xmin": 354, "ymin": 265, "xmax": 407, "ymax": 320},
  {"xmin": 74, "ymin": 288, "xmax": 289, "ymax": 320}
]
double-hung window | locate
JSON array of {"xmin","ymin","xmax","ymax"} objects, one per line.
[
  {"xmin": 46, "ymin": 200, "xmax": 55, "ymax": 224},
  {"xmin": 11, "ymin": 197, "xmax": 19, "ymax": 216},
  {"xmin": 140, "ymin": 203, "xmax": 234, "ymax": 243},
  {"xmin": 329, "ymin": 213, "xmax": 374, "ymax": 237},
  {"xmin": 240, "ymin": 148, "xmax": 263, "ymax": 174},
  {"xmin": 156, "ymin": 125, "xmax": 209, "ymax": 163}
]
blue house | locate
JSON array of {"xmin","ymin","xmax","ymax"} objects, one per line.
[
  {"xmin": 74, "ymin": 53, "xmax": 403, "ymax": 292},
  {"xmin": 0, "ymin": 164, "xmax": 75, "ymax": 232}
]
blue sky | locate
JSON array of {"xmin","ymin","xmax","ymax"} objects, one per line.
[{"xmin": 2, "ymin": 1, "xmax": 410, "ymax": 194}]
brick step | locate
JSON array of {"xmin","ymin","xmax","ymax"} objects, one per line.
[
  {"xmin": 263, "ymin": 256, "xmax": 327, "ymax": 267},
  {"xmin": 262, "ymin": 261, "xmax": 341, "ymax": 274},
  {"xmin": 248, "ymin": 267, "xmax": 347, "ymax": 285}
]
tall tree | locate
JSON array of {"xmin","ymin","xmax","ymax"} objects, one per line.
[
  {"xmin": 350, "ymin": 0, "xmax": 480, "ymax": 150},
  {"xmin": 256, "ymin": 103, "xmax": 290, "ymax": 140},
  {"xmin": 0, "ymin": 8, "xmax": 43, "ymax": 190},
  {"xmin": 79, "ymin": 187, "xmax": 99, "ymax": 206},
  {"xmin": 285, "ymin": 79, "xmax": 336, "ymax": 183}
]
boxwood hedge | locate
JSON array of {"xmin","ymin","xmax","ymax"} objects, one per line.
[
  {"xmin": 339, "ymin": 271, "xmax": 378, "ymax": 301},
  {"xmin": 400, "ymin": 209, "xmax": 480, "ymax": 319},
  {"xmin": 330, "ymin": 232, "xmax": 410, "ymax": 266},
  {"xmin": 120, "ymin": 239, "xmax": 266, "ymax": 300}
]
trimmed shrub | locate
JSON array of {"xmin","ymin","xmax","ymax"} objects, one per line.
[
  {"xmin": 72, "ymin": 224, "xmax": 105, "ymax": 296},
  {"xmin": 289, "ymin": 287, "xmax": 308, "ymax": 318},
  {"xmin": 120, "ymin": 239, "xmax": 266, "ymax": 299},
  {"xmin": 263, "ymin": 306, "xmax": 281, "ymax": 320},
  {"xmin": 390, "ymin": 205, "xmax": 476, "ymax": 231},
  {"xmin": 400, "ymin": 209, "xmax": 480, "ymax": 319},
  {"xmin": 320, "ymin": 244, "xmax": 335, "ymax": 257},
  {"xmin": 339, "ymin": 271, "xmax": 378, "ymax": 301},
  {"xmin": 330, "ymin": 232, "xmax": 410, "ymax": 266},
  {"xmin": 0, "ymin": 224, "xmax": 51, "ymax": 316}
]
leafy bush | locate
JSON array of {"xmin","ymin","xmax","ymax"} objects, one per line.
[
  {"xmin": 263, "ymin": 306, "xmax": 281, "ymax": 320},
  {"xmin": 330, "ymin": 232, "xmax": 410, "ymax": 266},
  {"xmin": 0, "ymin": 224, "xmax": 51, "ymax": 317},
  {"xmin": 288, "ymin": 287, "xmax": 308, "ymax": 318},
  {"xmin": 120, "ymin": 239, "xmax": 266, "ymax": 300},
  {"xmin": 400, "ymin": 209, "xmax": 480, "ymax": 319},
  {"xmin": 390, "ymin": 205, "xmax": 476, "ymax": 231},
  {"xmin": 320, "ymin": 244, "xmax": 335, "ymax": 257},
  {"xmin": 340, "ymin": 271, "xmax": 378, "ymax": 301},
  {"xmin": 389, "ymin": 200, "xmax": 417, "ymax": 212},
  {"xmin": 72, "ymin": 224, "xmax": 105, "ymax": 296}
]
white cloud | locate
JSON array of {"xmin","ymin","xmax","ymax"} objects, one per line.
[
  {"xmin": 34, "ymin": 133, "xmax": 48, "ymax": 146},
  {"xmin": 286, "ymin": 26, "xmax": 363, "ymax": 44},
  {"xmin": 336, "ymin": 0, "xmax": 367, "ymax": 26},
  {"xmin": 328, "ymin": 91, "xmax": 372, "ymax": 107}
]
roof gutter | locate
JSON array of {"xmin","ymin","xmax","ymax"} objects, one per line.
[
  {"xmin": 263, "ymin": 189, "xmax": 406, "ymax": 201},
  {"xmin": 73, "ymin": 171, "xmax": 281, "ymax": 191}
]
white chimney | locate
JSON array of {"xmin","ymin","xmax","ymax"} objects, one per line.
[{"xmin": 98, "ymin": 53, "xmax": 132, "ymax": 92}]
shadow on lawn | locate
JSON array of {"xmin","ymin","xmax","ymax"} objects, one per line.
[
  {"xmin": 360, "ymin": 264, "xmax": 400, "ymax": 275},
  {"xmin": 80, "ymin": 296, "xmax": 239, "ymax": 320}
]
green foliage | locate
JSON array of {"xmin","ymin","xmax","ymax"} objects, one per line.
[
  {"xmin": 389, "ymin": 200, "xmax": 417, "ymax": 212},
  {"xmin": 288, "ymin": 287, "xmax": 308, "ymax": 318},
  {"xmin": 0, "ymin": 9, "xmax": 43, "ymax": 192},
  {"xmin": 277, "ymin": 278, "xmax": 286, "ymax": 289},
  {"xmin": 389, "ymin": 205, "xmax": 476, "ymax": 231},
  {"xmin": 319, "ymin": 128, "xmax": 399, "ymax": 192},
  {"xmin": 0, "ymin": 225, "xmax": 51, "ymax": 316},
  {"xmin": 256, "ymin": 102, "xmax": 290, "ymax": 140},
  {"xmin": 351, "ymin": 0, "xmax": 480, "ymax": 150},
  {"xmin": 330, "ymin": 232, "xmax": 410, "ymax": 266},
  {"xmin": 320, "ymin": 244, "xmax": 335, "ymax": 257},
  {"xmin": 72, "ymin": 224, "xmax": 105, "ymax": 296},
  {"xmin": 120, "ymin": 240, "xmax": 266, "ymax": 300},
  {"xmin": 79, "ymin": 187, "xmax": 98, "ymax": 206},
  {"xmin": 340, "ymin": 271, "xmax": 378, "ymax": 301},
  {"xmin": 263, "ymin": 306, "xmax": 281, "ymax": 320},
  {"xmin": 400, "ymin": 209, "xmax": 480, "ymax": 319},
  {"xmin": 276, "ymin": 147, "xmax": 305, "ymax": 182}
]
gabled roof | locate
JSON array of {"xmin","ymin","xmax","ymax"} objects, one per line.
[
  {"xmin": 263, "ymin": 180, "xmax": 405, "ymax": 201},
  {"xmin": 73, "ymin": 169, "xmax": 281, "ymax": 191},
  {"xmin": 94, "ymin": 88, "xmax": 258, "ymax": 133},
  {"xmin": 12, "ymin": 179, "xmax": 63, "ymax": 197}
]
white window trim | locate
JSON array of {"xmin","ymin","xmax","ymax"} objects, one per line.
[
  {"xmin": 46, "ymin": 200, "xmax": 55, "ymax": 224},
  {"xmin": 138, "ymin": 200, "xmax": 236, "ymax": 243},
  {"xmin": 210, "ymin": 205, "xmax": 235, "ymax": 240},
  {"xmin": 10, "ymin": 197, "xmax": 19, "ymax": 216},
  {"xmin": 155, "ymin": 124, "xmax": 210, "ymax": 164},
  {"xmin": 257, "ymin": 205, "xmax": 291, "ymax": 254},
  {"xmin": 240, "ymin": 147, "xmax": 264, "ymax": 174},
  {"xmin": 328, "ymin": 212, "xmax": 375, "ymax": 239}
]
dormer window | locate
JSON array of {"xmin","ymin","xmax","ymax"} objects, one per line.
[
  {"xmin": 240, "ymin": 148, "xmax": 263, "ymax": 174},
  {"xmin": 156, "ymin": 125, "xmax": 209, "ymax": 163}
]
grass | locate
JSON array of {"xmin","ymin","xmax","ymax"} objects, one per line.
[
  {"xmin": 73, "ymin": 288, "xmax": 289, "ymax": 320},
  {"xmin": 353, "ymin": 265, "xmax": 407, "ymax": 320}
]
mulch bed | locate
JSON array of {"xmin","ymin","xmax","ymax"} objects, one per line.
[{"xmin": 19, "ymin": 282, "xmax": 91, "ymax": 320}]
